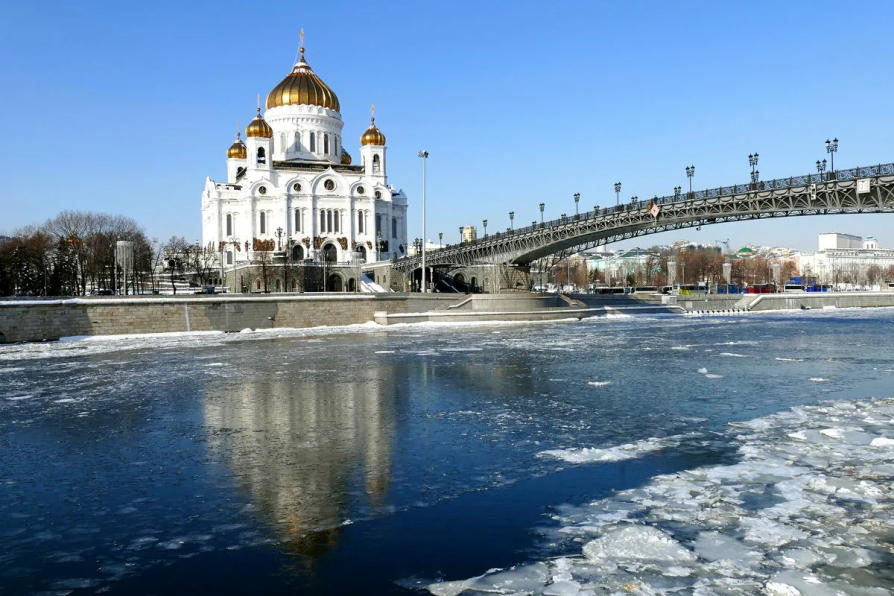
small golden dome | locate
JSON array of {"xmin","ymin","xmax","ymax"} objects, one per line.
[
  {"xmin": 266, "ymin": 49, "xmax": 340, "ymax": 112},
  {"xmin": 245, "ymin": 108, "xmax": 273, "ymax": 138},
  {"xmin": 340, "ymin": 148, "xmax": 352, "ymax": 165},
  {"xmin": 360, "ymin": 118, "xmax": 386, "ymax": 146},
  {"xmin": 227, "ymin": 132, "xmax": 247, "ymax": 159}
]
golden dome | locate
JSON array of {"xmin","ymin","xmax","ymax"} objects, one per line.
[
  {"xmin": 245, "ymin": 108, "xmax": 273, "ymax": 138},
  {"xmin": 266, "ymin": 49, "xmax": 340, "ymax": 112},
  {"xmin": 360, "ymin": 118, "xmax": 386, "ymax": 146},
  {"xmin": 340, "ymin": 148, "xmax": 352, "ymax": 165},
  {"xmin": 227, "ymin": 132, "xmax": 247, "ymax": 159}
]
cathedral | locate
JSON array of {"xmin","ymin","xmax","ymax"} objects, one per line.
[{"xmin": 201, "ymin": 35, "xmax": 408, "ymax": 292}]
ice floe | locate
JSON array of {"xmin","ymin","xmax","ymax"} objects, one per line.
[
  {"xmin": 432, "ymin": 398, "xmax": 894, "ymax": 595},
  {"xmin": 537, "ymin": 435, "xmax": 689, "ymax": 464}
]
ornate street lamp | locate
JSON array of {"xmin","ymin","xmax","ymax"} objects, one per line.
[
  {"xmin": 825, "ymin": 138, "xmax": 838, "ymax": 175},
  {"xmin": 816, "ymin": 158, "xmax": 827, "ymax": 181},
  {"xmin": 674, "ymin": 186, "xmax": 681, "ymax": 201},
  {"xmin": 438, "ymin": 232, "xmax": 443, "ymax": 247},
  {"xmin": 614, "ymin": 182, "xmax": 621, "ymax": 206},
  {"xmin": 539, "ymin": 203, "xmax": 545, "ymax": 225},
  {"xmin": 509, "ymin": 211, "xmax": 514, "ymax": 231},
  {"xmin": 459, "ymin": 226, "xmax": 464, "ymax": 244},
  {"xmin": 749, "ymin": 153, "xmax": 759, "ymax": 186},
  {"xmin": 685, "ymin": 165, "xmax": 695, "ymax": 196},
  {"xmin": 276, "ymin": 227, "xmax": 283, "ymax": 250},
  {"xmin": 573, "ymin": 193, "xmax": 580, "ymax": 217},
  {"xmin": 483, "ymin": 219, "xmax": 488, "ymax": 238}
]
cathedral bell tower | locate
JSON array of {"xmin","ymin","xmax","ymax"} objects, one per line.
[
  {"xmin": 360, "ymin": 105, "xmax": 386, "ymax": 182},
  {"xmin": 244, "ymin": 103, "xmax": 273, "ymax": 173}
]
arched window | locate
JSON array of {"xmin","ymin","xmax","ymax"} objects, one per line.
[
  {"xmin": 261, "ymin": 212, "xmax": 267, "ymax": 234},
  {"xmin": 257, "ymin": 147, "xmax": 266, "ymax": 165},
  {"xmin": 357, "ymin": 211, "xmax": 364, "ymax": 234},
  {"xmin": 327, "ymin": 210, "xmax": 333, "ymax": 233},
  {"xmin": 293, "ymin": 131, "xmax": 301, "ymax": 151},
  {"xmin": 392, "ymin": 217, "xmax": 397, "ymax": 239},
  {"xmin": 334, "ymin": 137, "xmax": 338, "ymax": 156},
  {"xmin": 333, "ymin": 211, "xmax": 339, "ymax": 233},
  {"xmin": 375, "ymin": 214, "xmax": 382, "ymax": 235},
  {"xmin": 319, "ymin": 209, "xmax": 325, "ymax": 232},
  {"xmin": 294, "ymin": 209, "xmax": 301, "ymax": 232},
  {"xmin": 226, "ymin": 251, "xmax": 233, "ymax": 265},
  {"xmin": 309, "ymin": 132, "xmax": 316, "ymax": 152},
  {"xmin": 226, "ymin": 214, "xmax": 232, "ymax": 236},
  {"xmin": 372, "ymin": 154, "xmax": 380, "ymax": 172},
  {"xmin": 292, "ymin": 244, "xmax": 304, "ymax": 261},
  {"xmin": 324, "ymin": 134, "xmax": 330, "ymax": 155}
]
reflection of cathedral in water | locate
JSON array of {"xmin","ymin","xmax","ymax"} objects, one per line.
[{"xmin": 203, "ymin": 366, "xmax": 401, "ymax": 550}]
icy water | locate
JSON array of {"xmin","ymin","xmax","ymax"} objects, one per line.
[{"xmin": 1, "ymin": 309, "xmax": 893, "ymax": 595}]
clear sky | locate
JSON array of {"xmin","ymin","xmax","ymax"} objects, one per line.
[{"xmin": 2, "ymin": 0, "xmax": 893, "ymax": 253}]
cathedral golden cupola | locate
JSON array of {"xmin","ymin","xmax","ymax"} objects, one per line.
[
  {"xmin": 266, "ymin": 34, "xmax": 340, "ymax": 112},
  {"xmin": 341, "ymin": 148, "xmax": 352, "ymax": 165},
  {"xmin": 245, "ymin": 107, "xmax": 273, "ymax": 138},
  {"xmin": 227, "ymin": 132, "xmax": 247, "ymax": 159},
  {"xmin": 360, "ymin": 107, "xmax": 386, "ymax": 146}
]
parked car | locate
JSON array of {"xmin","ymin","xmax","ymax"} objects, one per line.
[{"xmin": 89, "ymin": 289, "xmax": 115, "ymax": 296}]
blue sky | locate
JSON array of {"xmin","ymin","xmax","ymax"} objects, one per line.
[{"xmin": 2, "ymin": 0, "xmax": 892, "ymax": 252}]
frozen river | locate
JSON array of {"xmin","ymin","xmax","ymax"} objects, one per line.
[{"xmin": 1, "ymin": 309, "xmax": 893, "ymax": 595}]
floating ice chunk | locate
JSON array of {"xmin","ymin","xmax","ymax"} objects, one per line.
[
  {"xmin": 776, "ymin": 357, "xmax": 804, "ymax": 362},
  {"xmin": 740, "ymin": 517, "xmax": 806, "ymax": 548},
  {"xmin": 705, "ymin": 374, "xmax": 724, "ymax": 379},
  {"xmin": 464, "ymin": 562, "xmax": 549, "ymax": 594},
  {"xmin": 583, "ymin": 526, "xmax": 696, "ymax": 563},
  {"xmin": 765, "ymin": 571, "xmax": 841, "ymax": 596},
  {"xmin": 697, "ymin": 368, "xmax": 708, "ymax": 374},
  {"xmin": 587, "ymin": 381, "xmax": 612, "ymax": 387},
  {"xmin": 870, "ymin": 437, "xmax": 894, "ymax": 447},
  {"xmin": 692, "ymin": 531, "xmax": 762, "ymax": 568},
  {"xmin": 543, "ymin": 580, "xmax": 582, "ymax": 596},
  {"xmin": 809, "ymin": 378, "xmax": 827, "ymax": 382},
  {"xmin": 427, "ymin": 580, "xmax": 470, "ymax": 596},
  {"xmin": 239, "ymin": 328, "xmax": 254, "ymax": 333},
  {"xmin": 538, "ymin": 436, "xmax": 685, "ymax": 464},
  {"xmin": 374, "ymin": 350, "xmax": 395, "ymax": 354}
]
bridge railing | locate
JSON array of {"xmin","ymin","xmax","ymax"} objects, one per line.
[{"xmin": 415, "ymin": 161, "xmax": 894, "ymax": 260}]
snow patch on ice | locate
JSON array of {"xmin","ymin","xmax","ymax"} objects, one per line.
[
  {"xmin": 538, "ymin": 435, "xmax": 688, "ymax": 464},
  {"xmin": 587, "ymin": 381, "xmax": 612, "ymax": 387}
]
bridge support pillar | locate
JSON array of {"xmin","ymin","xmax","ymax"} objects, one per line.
[{"xmin": 499, "ymin": 265, "xmax": 531, "ymax": 292}]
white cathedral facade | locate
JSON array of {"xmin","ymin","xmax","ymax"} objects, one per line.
[{"xmin": 201, "ymin": 41, "xmax": 408, "ymax": 291}]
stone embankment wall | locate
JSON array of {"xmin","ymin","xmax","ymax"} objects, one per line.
[
  {"xmin": 0, "ymin": 294, "xmax": 457, "ymax": 343},
  {"xmin": 677, "ymin": 292, "xmax": 894, "ymax": 312}
]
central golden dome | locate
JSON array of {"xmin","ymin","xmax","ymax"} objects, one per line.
[{"xmin": 266, "ymin": 49, "xmax": 340, "ymax": 112}]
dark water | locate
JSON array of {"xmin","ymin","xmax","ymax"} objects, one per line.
[{"xmin": 1, "ymin": 309, "xmax": 892, "ymax": 595}]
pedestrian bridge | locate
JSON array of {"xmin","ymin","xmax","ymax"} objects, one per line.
[{"xmin": 392, "ymin": 162, "xmax": 894, "ymax": 274}]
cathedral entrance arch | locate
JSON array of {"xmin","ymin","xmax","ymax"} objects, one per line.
[
  {"xmin": 292, "ymin": 244, "xmax": 304, "ymax": 261},
  {"xmin": 322, "ymin": 243, "xmax": 338, "ymax": 263},
  {"xmin": 327, "ymin": 274, "xmax": 344, "ymax": 292},
  {"xmin": 355, "ymin": 245, "xmax": 367, "ymax": 262}
]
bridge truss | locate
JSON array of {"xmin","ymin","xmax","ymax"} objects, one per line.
[{"xmin": 392, "ymin": 163, "xmax": 894, "ymax": 275}]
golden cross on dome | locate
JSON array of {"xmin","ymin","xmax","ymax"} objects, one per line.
[
  {"xmin": 236, "ymin": 121, "xmax": 241, "ymax": 139},
  {"xmin": 300, "ymin": 29, "xmax": 305, "ymax": 56},
  {"xmin": 371, "ymin": 104, "xmax": 375, "ymax": 123},
  {"xmin": 256, "ymin": 94, "xmax": 261, "ymax": 113}
]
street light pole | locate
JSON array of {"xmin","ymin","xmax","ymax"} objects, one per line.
[
  {"xmin": 686, "ymin": 165, "xmax": 695, "ymax": 197},
  {"xmin": 539, "ymin": 203, "xmax": 545, "ymax": 225},
  {"xmin": 509, "ymin": 211, "xmax": 514, "ymax": 231},
  {"xmin": 459, "ymin": 226, "xmax": 463, "ymax": 244},
  {"xmin": 816, "ymin": 159, "xmax": 827, "ymax": 181},
  {"xmin": 614, "ymin": 182, "xmax": 621, "ymax": 206},
  {"xmin": 573, "ymin": 193, "xmax": 580, "ymax": 217},
  {"xmin": 749, "ymin": 153, "xmax": 759, "ymax": 187},
  {"xmin": 439, "ymin": 232, "xmax": 443, "ymax": 248},
  {"xmin": 483, "ymin": 219, "xmax": 488, "ymax": 238},
  {"xmin": 418, "ymin": 150, "xmax": 429, "ymax": 292},
  {"xmin": 825, "ymin": 138, "xmax": 838, "ymax": 175}
]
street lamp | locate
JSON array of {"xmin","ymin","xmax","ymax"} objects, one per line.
[
  {"xmin": 573, "ymin": 193, "xmax": 580, "ymax": 217},
  {"xmin": 418, "ymin": 150, "xmax": 429, "ymax": 292},
  {"xmin": 816, "ymin": 159, "xmax": 827, "ymax": 181},
  {"xmin": 685, "ymin": 165, "xmax": 695, "ymax": 196},
  {"xmin": 825, "ymin": 138, "xmax": 838, "ymax": 175},
  {"xmin": 483, "ymin": 219, "xmax": 488, "ymax": 238},
  {"xmin": 748, "ymin": 153, "xmax": 759, "ymax": 186},
  {"xmin": 438, "ymin": 232, "xmax": 443, "ymax": 247},
  {"xmin": 459, "ymin": 226, "xmax": 464, "ymax": 244},
  {"xmin": 674, "ymin": 186, "xmax": 681, "ymax": 201},
  {"xmin": 276, "ymin": 227, "xmax": 283, "ymax": 250},
  {"xmin": 614, "ymin": 182, "xmax": 621, "ymax": 206},
  {"xmin": 539, "ymin": 203, "xmax": 545, "ymax": 225},
  {"xmin": 509, "ymin": 211, "xmax": 514, "ymax": 231}
]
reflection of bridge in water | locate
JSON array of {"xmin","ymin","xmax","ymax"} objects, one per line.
[{"xmin": 394, "ymin": 163, "xmax": 894, "ymax": 287}]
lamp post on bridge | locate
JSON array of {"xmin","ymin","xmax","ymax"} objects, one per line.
[
  {"xmin": 816, "ymin": 159, "xmax": 827, "ymax": 181},
  {"xmin": 438, "ymin": 232, "xmax": 443, "ymax": 248},
  {"xmin": 573, "ymin": 193, "xmax": 580, "ymax": 218},
  {"xmin": 674, "ymin": 186, "xmax": 681, "ymax": 201},
  {"xmin": 686, "ymin": 165, "xmax": 695, "ymax": 198},
  {"xmin": 483, "ymin": 219, "xmax": 488, "ymax": 239},
  {"xmin": 459, "ymin": 226, "xmax": 463, "ymax": 244},
  {"xmin": 825, "ymin": 138, "xmax": 838, "ymax": 176},
  {"xmin": 539, "ymin": 203, "xmax": 545, "ymax": 226},
  {"xmin": 614, "ymin": 182, "xmax": 621, "ymax": 206},
  {"xmin": 509, "ymin": 211, "xmax": 514, "ymax": 231},
  {"xmin": 748, "ymin": 153, "xmax": 759, "ymax": 188}
]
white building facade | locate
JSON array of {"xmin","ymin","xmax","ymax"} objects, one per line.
[
  {"xmin": 799, "ymin": 233, "xmax": 894, "ymax": 288},
  {"xmin": 201, "ymin": 43, "xmax": 408, "ymax": 285}
]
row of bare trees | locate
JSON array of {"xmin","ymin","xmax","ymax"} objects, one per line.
[{"xmin": 1, "ymin": 211, "xmax": 159, "ymax": 296}]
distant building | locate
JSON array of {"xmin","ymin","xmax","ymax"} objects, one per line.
[
  {"xmin": 818, "ymin": 232, "xmax": 862, "ymax": 251},
  {"xmin": 799, "ymin": 233, "xmax": 894, "ymax": 288},
  {"xmin": 461, "ymin": 226, "xmax": 477, "ymax": 243}
]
